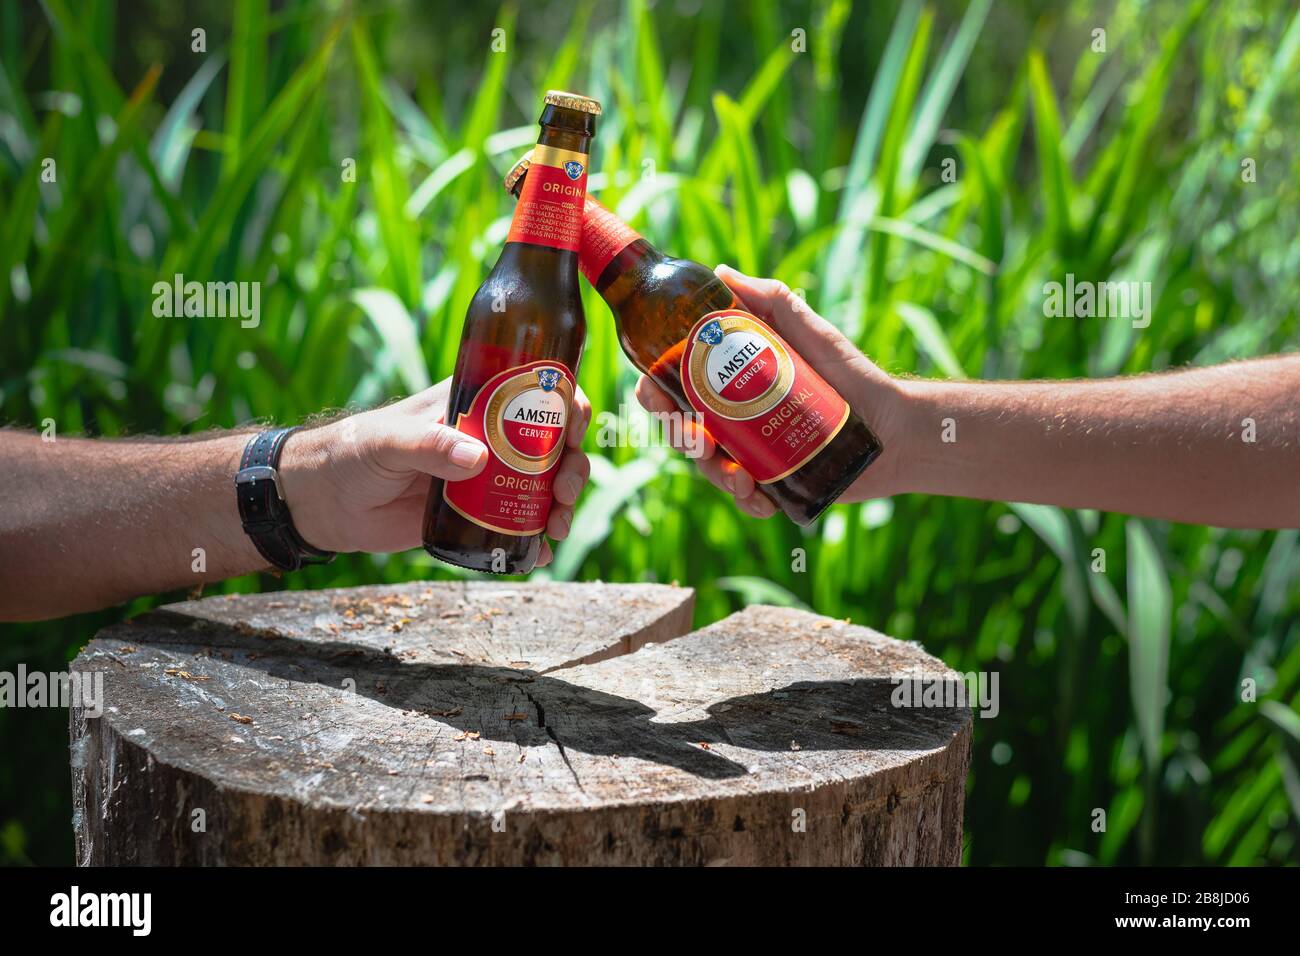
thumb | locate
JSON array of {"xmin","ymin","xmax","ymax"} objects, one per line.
[
  {"xmin": 370, "ymin": 416, "xmax": 488, "ymax": 481},
  {"xmin": 715, "ymin": 264, "xmax": 810, "ymax": 326},
  {"xmin": 714, "ymin": 263, "xmax": 861, "ymax": 370}
]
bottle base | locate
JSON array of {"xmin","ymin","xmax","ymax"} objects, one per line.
[
  {"xmin": 423, "ymin": 542, "xmax": 537, "ymax": 576},
  {"xmin": 786, "ymin": 440, "xmax": 883, "ymax": 527}
]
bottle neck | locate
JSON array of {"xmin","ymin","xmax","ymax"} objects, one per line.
[
  {"xmin": 578, "ymin": 197, "xmax": 666, "ymax": 296},
  {"xmin": 505, "ymin": 124, "xmax": 591, "ymax": 256}
]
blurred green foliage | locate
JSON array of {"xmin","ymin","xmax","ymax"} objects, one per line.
[{"xmin": 1, "ymin": 0, "xmax": 1298, "ymax": 865}]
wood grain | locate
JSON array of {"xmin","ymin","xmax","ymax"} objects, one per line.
[{"xmin": 70, "ymin": 584, "xmax": 970, "ymax": 865}]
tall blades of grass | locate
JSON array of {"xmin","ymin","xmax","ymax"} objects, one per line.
[
  {"xmin": 864, "ymin": 8, "xmax": 933, "ymax": 312},
  {"xmin": 866, "ymin": 215, "xmax": 995, "ymax": 274},
  {"xmin": 954, "ymin": 132, "xmax": 1003, "ymax": 265},
  {"xmin": 461, "ymin": 7, "xmax": 515, "ymax": 152},
  {"xmin": 0, "ymin": 39, "xmax": 37, "ymax": 171},
  {"xmin": 695, "ymin": 45, "xmax": 794, "ymax": 184},
  {"xmin": 39, "ymin": 0, "xmax": 186, "ymax": 234},
  {"xmin": 808, "ymin": 0, "xmax": 851, "ymax": 193},
  {"xmin": 893, "ymin": 301, "xmax": 967, "ymax": 379},
  {"xmin": 1125, "ymin": 518, "xmax": 1171, "ymax": 864},
  {"xmin": 1061, "ymin": 58, "xmax": 1124, "ymax": 162},
  {"xmin": 222, "ymin": 0, "xmax": 268, "ymax": 181},
  {"xmin": 1082, "ymin": 0, "xmax": 1207, "ymax": 265},
  {"xmin": 151, "ymin": 55, "xmax": 225, "ymax": 195},
  {"xmin": 1026, "ymin": 49, "xmax": 1074, "ymax": 255},
  {"xmin": 352, "ymin": 21, "xmax": 421, "ymax": 309},
  {"xmin": 351, "ymin": 288, "xmax": 431, "ymax": 397},
  {"xmin": 30, "ymin": 65, "xmax": 160, "ymax": 303},
  {"xmin": 439, "ymin": 5, "xmax": 515, "ymax": 367},
  {"xmin": 1012, "ymin": 503, "xmax": 1089, "ymax": 636},
  {"xmin": 1260, "ymin": 701, "xmax": 1300, "ymax": 822},
  {"xmin": 537, "ymin": 0, "xmax": 594, "ymax": 103},
  {"xmin": 628, "ymin": 0, "xmax": 672, "ymax": 163},
  {"xmin": 0, "ymin": 110, "xmax": 60, "ymax": 334},
  {"xmin": 406, "ymin": 148, "xmax": 476, "ymax": 219},
  {"xmin": 899, "ymin": 0, "xmax": 990, "ymax": 191},
  {"xmin": 1238, "ymin": 3, "xmax": 1300, "ymax": 149},
  {"xmin": 713, "ymin": 93, "xmax": 766, "ymax": 275},
  {"xmin": 748, "ymin": 1, "xmax": 794, "ymax": 183},
  {"xmin": 546, "ymin": 454, "xmax": 661, "ymax": 581},
  {"xmin": 0, "ymin": 1, "xmax": 20, "ymax": 86},
  {"xmin": 142, "ymin": 22, "xmax": 341, "ymax": 379},
  {"xmin": 716, "ymin": 576, "xmax": 811, "ymax": 612},
  {"xmin": 822, "ymin": 0, "xmax": 921, "ymax": 310}
]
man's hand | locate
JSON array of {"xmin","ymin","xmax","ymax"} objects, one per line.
[
  {"xmin": 634, "ymin": 264, "xmax": 907, "ymax": 517},
  {"xmin": 0, "ymin": 379, "xmax": 593, "ymax": 620},
  {"xmin": 281, "ymin": 378, "xmax": 592, "ymax": 568},
  {"xmin": 635, "ymin": 265, "xmax": 1300, "ymax": 530}
]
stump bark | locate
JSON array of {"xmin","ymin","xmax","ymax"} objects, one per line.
[{"xmin": 70, "ymin": 581, "xmax": 970, "ymax": 866}]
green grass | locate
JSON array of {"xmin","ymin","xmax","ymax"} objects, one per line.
[{"xmin": 1, "ymin": 0, "xmax": 1298, "ymax": 865}]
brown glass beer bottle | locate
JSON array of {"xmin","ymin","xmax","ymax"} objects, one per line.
[
  {"xmin": 422, "ymin": 93, "xmax": 599, "ymax": 573},
  {"xmin": 503, "ymin": 157, "xmax": 882, "ymax": 526}
]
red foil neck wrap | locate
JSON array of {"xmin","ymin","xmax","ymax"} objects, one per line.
[
  {"xmin": 506, "ymin": 145, "xmax": 589, "ymax": 252},
  {"xmin": 579, "ymin": 197, "xmax": 643, "ymax": 286}
]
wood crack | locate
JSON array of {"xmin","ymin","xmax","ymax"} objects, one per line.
[{"xmin": 71, "ymin": 587, "xmax": 971, "ymax": 865}]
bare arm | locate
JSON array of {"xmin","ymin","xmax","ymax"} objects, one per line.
[
  {"xmin": 0, "ymin": 380, "xmax": 592, "ymax": 621},
  {"xmin": 0, "ymin": 427, "xmax": 265, "ymax": 619},
  {"xmin": 898, "ymin": 360, "xmax": 1300, "ymax": 528},
  {"xmin": 637, "ymin": 266, "xmax": 1300, "ymax": 530}
]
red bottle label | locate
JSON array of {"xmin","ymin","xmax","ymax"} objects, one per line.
[
  {"xmin": 579, "ymin": 197, "xmax": 642, "ymax": 285},
  {"xmin": 443, "ymin": 360, "xmax": 576, "ymax": 535},
  {"xmin": 679, "ymin": 310, "xmax": 850, "ymax": 484},
  {"xmin": 506, "ymin": 146, "xmax": 588, "ymax": 252}
]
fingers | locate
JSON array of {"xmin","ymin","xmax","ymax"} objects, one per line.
[
  {"xmin": 707, "ymin": 456, "xmax": 776, "ymax": 518},
  {"xmin": 714, "ymin": 264, "xmax": 814, "ymax": 329},
  {"xmin": 634, "ymin": 375, "xmax": 677, "ymax": 415},
  {"xmin": 714, "ymin": 263, "xmax": 888, "ymax": 416},
  {"xmin": 368, "ymin": 414, "xmax": 488, "ymax": 481},
  {"xmin": 633, "ymin": 373, "xmax": 775, "ymax": 518},
  {"xmin": 736, "ymin": 488, "xmax": 778, "ymax": 518},
  {"xmin": 552, "ymin": 447, "xmax": 589, "ymax": 508},
  {"xmin": 714, "ymin": 264, "xmax": 858, "ymax": 365},
  {"xmin": 719, "ymin": 457, "xmax": 755, "ymax": 498},
  {"xmin": 546, "ymin": 503, "xmax": 573, "ymax": 542},
  {"xmin": 567, "ymin": 386, "xmax": 593, "ymax": 449},
  {"xmin": 633, "ymin": 376, "xmax": 717, "ymax": 461},
  {"xmin": 544, "ymin": 446, "xmax": 588, "ymax": 550}
]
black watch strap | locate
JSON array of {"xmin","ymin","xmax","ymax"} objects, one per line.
[{"xmin": 235, "ymin": 427, "xmax": 336, "ymax": 572}]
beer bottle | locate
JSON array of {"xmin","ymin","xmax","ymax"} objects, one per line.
[
  {"xmin": 503, "ymin": 156, "xmax": 882, "ymax": 526},
  {"xmin": 422, "ymin": 92, "xmax": 600, "ymax": 573}
]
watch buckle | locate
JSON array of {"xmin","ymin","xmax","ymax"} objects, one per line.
[{"xmin": 235, "ymin": 464, "xmax": 285, "ymax": 501}]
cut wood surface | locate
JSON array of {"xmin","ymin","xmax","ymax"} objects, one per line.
[{"xmin": 71, "ymin": 583, "xmax": 971, "ymax": 866}]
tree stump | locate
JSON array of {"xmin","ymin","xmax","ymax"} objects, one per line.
[{"xmin": 70, "ymin": 582, "xmax": 971, "ymax": 866}]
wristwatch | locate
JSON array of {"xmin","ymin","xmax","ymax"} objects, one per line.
[{"xmin": 234, "ymin": 427, "xmax": 336, "ymax": 572}]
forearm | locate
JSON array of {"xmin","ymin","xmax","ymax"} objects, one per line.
[
  {"xmin": 893, "ymin": 356, "xmax": 1300, "ymax": 529},
  {"xmin": 0, "ymin": 430, "xmax": 267, "ymax": 620}
]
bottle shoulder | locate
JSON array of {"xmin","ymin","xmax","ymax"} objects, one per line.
[
  {"xmin": 607, "ymin": 253, "xmax": 734, "ymax": 315},
  {"xmin": 464, "ymin": 247, "xmax": 585, "ymax": 333}
]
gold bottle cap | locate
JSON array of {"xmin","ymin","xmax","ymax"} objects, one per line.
[
  {"xmin": 503, "ymin": 152, "xmax": 532, "ymax": 193},
  {"xmin": 544, "ymin": 90, "xmax": 602, "ymax": 115}
]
